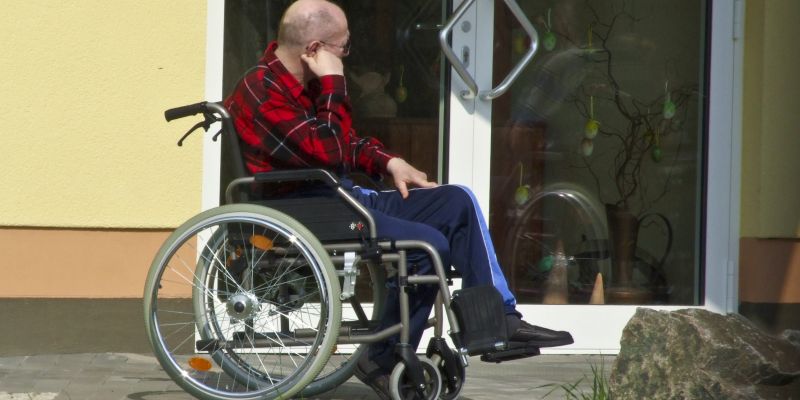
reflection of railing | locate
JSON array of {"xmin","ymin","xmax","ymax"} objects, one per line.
[
  {"xmin": 525, "ymin": 182, "xmax": 608, "ymax": 241},
  {"xmin": 506, "ymin": 182, "xmax": 610, "ymax": 302}
]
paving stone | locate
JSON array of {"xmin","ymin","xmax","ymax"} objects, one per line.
[
  {"xmin": 0, "ymin": 353, "xmax": 611, "ymax": 399},
  {"xmin": 32, "ymin": 379, "xmax": 71, "ymax": 392},
  {"xmin": 0, "ymin": 357, "xmax": 27, "ymax": 369}
]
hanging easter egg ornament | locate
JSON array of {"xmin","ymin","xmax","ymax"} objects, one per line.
[
  {"xmin": 543, "ymin": 31, "xmax": 557, "ymax": 52},
  {"xmin": 514, "ymin": 185, "xmax": 531, "ymax": 206},
  {"xmin": 662, "ymin": 81, "xmax": 676, "ymax": 119},
  {"xmin": 394, "ymin": 65, "xmax": 407, "ymax": 103},
  {"xmin": 584, "ymin": 120, "xmax": 599, "ymax": 138},
  {"xmin": 584, "ymin": 96, "xmax": 599, "ymax": 139},
  {"xmin": 543, "ymin": 8, "xmax": 556, "ymax": 51},
  {"xmin": 651, "ymin": 130, "xmax": 663, "ymax": 162},
  {"xmin": 663, "ymin": 98, "xmax": 676, "ymax": 119},
  {"xmin": 651, "ymin": 146, "xmax": 663, "ymax": 162},
  {"xmin": 513, "ymin": 162, "xmax": 530, "ymax": 206},
  {"xmin": 581, "ymin": 138, "xmax": 594, "ymax": 157}
]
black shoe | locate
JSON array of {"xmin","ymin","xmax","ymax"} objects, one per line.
[
  {"xmin": 506, "ymin": 315, "xmax": 574, "ymax": 347},
  {"xmin": 353, "ymin": 353, "xmax": 391, "ymax": 400}
]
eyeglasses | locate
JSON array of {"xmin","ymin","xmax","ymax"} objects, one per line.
[{"xmin": 319, "ymin": 37, "xmax": 351, "ymax": 56}]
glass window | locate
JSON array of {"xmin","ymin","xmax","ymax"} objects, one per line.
[
  {"xmin": 489, "ymin": 0, "xmax": 709, "ymax": 305},
  {"xmin": 221, "ymin": 0, "xmax": 447, "ymax": 193}
]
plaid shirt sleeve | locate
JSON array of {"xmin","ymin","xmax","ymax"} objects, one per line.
[{"xmin": 225, "ymin": 44, "xmax": 398, "ymax": 176}]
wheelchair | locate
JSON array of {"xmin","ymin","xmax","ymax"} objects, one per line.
[{"xmin": 143, "ymin": 101, "xmax": 541, "ymax": 400}]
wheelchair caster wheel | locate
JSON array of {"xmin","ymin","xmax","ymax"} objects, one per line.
[
  {"xmin": 430, "ymin": 354, "xmax": 465, "ymax": 400},
  {"xmin": 389, "ymin": 357, "xmax": 442, "ymax": 400}
]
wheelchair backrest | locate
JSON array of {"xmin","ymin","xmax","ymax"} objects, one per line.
[{"xmin": 213, "ymin": 102, "xmax": 372, "ymax": 243}]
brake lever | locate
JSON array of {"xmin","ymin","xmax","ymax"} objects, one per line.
[
  {"xmin": 177, "ymin": 120, "xmax": 207, "ymax": 147},
  {"xmin": 176, "ymin": 113, "xmax": 221, "ymax": 146},
  {"xmin": 211, "ymin": 128, "xmax": 223, "ymax": 142}
]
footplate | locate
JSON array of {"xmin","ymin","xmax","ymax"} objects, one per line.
[
  {"xmin": 450, "ymin": 285, "xmax": 508, "ymax": 355},
  {"xmin": 479, "ymin": 342, "xmax": 541, "ymax": 363}
]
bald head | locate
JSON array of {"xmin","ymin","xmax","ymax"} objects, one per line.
[{"xmin": 278, "ymin": 0, "xmax": 348, "ymax": 50}]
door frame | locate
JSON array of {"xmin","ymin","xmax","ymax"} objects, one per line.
[{"xmin": 202, "ymin": 0, "xmax": 743, "ymax": 353}]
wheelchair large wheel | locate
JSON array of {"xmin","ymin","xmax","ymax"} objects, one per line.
[
  {"xmin": 144, "ymin": 204, "xmax": 341, "ymax": 400},
  {"xmin": 300, "ymin": 262, "xmax": 386, "ymax": 396}
]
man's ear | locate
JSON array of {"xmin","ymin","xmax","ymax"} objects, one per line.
[{"xmin": 305, "ymin": 41, "xmax": 320, "ymax": 55}]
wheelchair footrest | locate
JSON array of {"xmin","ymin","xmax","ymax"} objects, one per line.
[
  {"xmin": 479, "ymin": 342, "xmax": 540, "ymax": 363},
  {"xmin": 450, "ymin": 285, "xmax": 508, "ymax": 355}
]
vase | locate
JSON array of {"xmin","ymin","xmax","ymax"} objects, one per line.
[{"xmin": 604, "ymin": 203, "xmax": 652, "ymax": 304}]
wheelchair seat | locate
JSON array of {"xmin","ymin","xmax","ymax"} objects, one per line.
[{"xmin": 255, "ymin": 195, "xmax": 369, "ymax": 243}]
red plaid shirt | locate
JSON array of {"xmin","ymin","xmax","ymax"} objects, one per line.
[{"xmin": 224, "ymin": 41, "xmax": 398, "ymax": 176}]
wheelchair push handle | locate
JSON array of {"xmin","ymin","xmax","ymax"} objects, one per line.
[
  {"xmin": 164, "ymin": 101, "xmax": 208, "ymax": 122},
  {"xmin": 164, "ymin": 102, "xmax": 231, "ymax": 147}
]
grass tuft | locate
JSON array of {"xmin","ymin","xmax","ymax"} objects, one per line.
[{"xmin": 540, "ymin": 359, "xmax": 612, "ymax": 400}]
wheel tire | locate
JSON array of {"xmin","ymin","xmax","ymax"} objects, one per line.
[
  {"xmin": 429, "ymin": 354, "xmax": 465, "ymax": 400},
  {"xmin": 144, "ymin": 204, "xmax": 341, "ymax": 400},
  {"xmin": 389, "ymin": 357, "xmax": 442, "ymax": 400}
]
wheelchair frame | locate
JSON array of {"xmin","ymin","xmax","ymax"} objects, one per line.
[{"xmin": 144, "ymin": 101, "xmax": 529, "ymax": 400}]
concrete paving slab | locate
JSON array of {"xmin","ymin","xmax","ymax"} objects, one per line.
[{"xmin": 0, "ymin": 353, "xmax": 613, "ymax": 399}]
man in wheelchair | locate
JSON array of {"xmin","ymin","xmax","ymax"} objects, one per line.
[{"xmin": 223, "ymin": 0, "xmax": 573, "ymax": 397}]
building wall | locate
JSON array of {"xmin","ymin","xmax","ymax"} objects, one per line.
[
  {"xmin": 0, "ymin": 1, "xmax": 206, "ymax": 299},
  {"xmin": 0, "ymin": 1, "xmax": 206, "ymax": 229},
  {"xmin": 741, "ymin": 0, "xmax": 800, "ymax": 239},
  {"xmin": 0, "ymin": 1, "xmax": 797, "ymax": 329},
  {"xmin": 739, "ymin": 0, "xmax": 800, "ymax": 332}
]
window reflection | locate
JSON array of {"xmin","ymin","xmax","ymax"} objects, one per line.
[
  {"xmin": 490, "ymin": 0, "xmax": 708, "ymax": 305},
  {"xmin": 222, "ymin": 0, "xmax": 445, "ymax": 190}
]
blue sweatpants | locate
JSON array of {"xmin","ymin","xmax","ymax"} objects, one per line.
[{"xmin": 348, "ymin": 184, "xmax": 518, "ymax": 371}]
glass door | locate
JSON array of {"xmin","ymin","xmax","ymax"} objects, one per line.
[
  {"xmin": 444, "ymin": 0, "xmax": 739, "ymax": 352},
  {"xmin": 210, "ymin": 0, "xmax": 740, "ymax": 352}
]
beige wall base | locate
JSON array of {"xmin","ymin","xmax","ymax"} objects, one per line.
[
  {"xmin": 3, "ymin": 229, "xmax": 797, "ymax": 304},
  {"xmin": 739, "ymin": 237, "xmax": 800, "ymax": 303},
  {"xmin": 0, "ymin": 228, "xmax": 172, "ymax": 298}
]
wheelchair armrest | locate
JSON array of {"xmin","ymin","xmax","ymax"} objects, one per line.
[{"xmin": 253, "ymin": 169, "xmax": 340, "ymax": 188}]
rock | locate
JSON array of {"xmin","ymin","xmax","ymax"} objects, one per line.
[
  {"xmin": 783, "ymin": 330, "xmax": 800, "ymax": 350},
  {"xmin": 610, "ymin": 308, "xmax": 800, "ymax": 399}
]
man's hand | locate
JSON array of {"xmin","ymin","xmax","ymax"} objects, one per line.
[
  {"xmin": 300, "ymin": 47, "xmax": 344, "ymax": 77},
  {"xmin": 386, "ymin": 158, "xmax": 438, "ymax": 199}
]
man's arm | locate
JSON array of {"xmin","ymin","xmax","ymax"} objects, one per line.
[
  {"xmin": 300, "ymin": 49, "xmax": 437, "ymax": 194},
  {"xmin": 258, "ymin": 74, "xmax": 352, "ymax": 168},
  {"xmin": 386, "ymin": 157, "xmax": 438, "ymax": 199}
]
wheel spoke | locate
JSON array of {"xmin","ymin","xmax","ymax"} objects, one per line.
[{"xmin": 143, "ymin": 205, "xmax": 340, "ymax": 399}]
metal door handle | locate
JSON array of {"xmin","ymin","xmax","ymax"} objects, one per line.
[
  {"xmin": 438, "ymin": 0, "xmax": 539, "ymax": 101},
  {"xmin": 483, "ymin": 0, "xmax": 539, "ymax": 100},
  {"xmin": 438, "ymin": 0, "xmax": 478, "ymax": 99}
]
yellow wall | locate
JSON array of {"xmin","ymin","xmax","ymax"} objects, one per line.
[
  {"xmin": 0, "ymin": 1, "xmax": 207, "ymax": 229},
  {"xmin": 741, "ymin": 0, "xmax": 800, "ymax": 238},
  {"xmin": 739, "ymin": 0, "xmax": 800, "ymax": 306}
]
